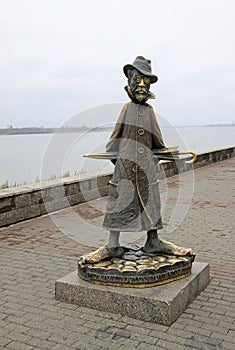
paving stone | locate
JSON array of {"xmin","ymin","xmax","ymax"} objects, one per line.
[
  {"xmin": 26, "ymin": 337, "xmax": 57, "ymax": 349},
  {"xmin": 71, "ymin": 331, "xmax": 125, "ymax": 349},
  {"xmin": 211, "ymin": 331, "xmax": 235, "ymax": 343},
  {"xmin": 155, "ymin": 339, "xmax": 188, "ymax": 350},
  {"xmin": 168, "ymin": 322, "xmax": 186, "ymax": 330},
  {"xmin": 0, "ymin": 338, "xmax": 12, "ymax": 347},
  {"xmin": 51, "ymin": 345, "xmax": 73, "ymax": 350},
  {"xmin": 5, "ymin": 341, "xmax": 34, "ymax": 350},
  {"xmin": 222, "ymin": 341, "xmax": 235, "ymax": 350},
  {"xmin": 149, "ymin": 329, "xmax": 176, "ymax": 341},
  {"xmin": 183, "ymin": 338, "xmax": 204, "ymax": 349},
  {"xmin": 184, "ymin": 326, "xmax": 212, "ymax": 337},
  {"xmin": 167, "ymin": 327, "xmax": 197, "ymax": 339},
  {"xmin": 117, "ymin": 346, "xmax": 137, "ymax": 350},
  {"xmin": 203, "ymin": 323, "xmax": 230, "ymax": 334},
  {"xmin": 0, "ymin": 312, "xmax": 8, "ymax": 320},
  {"xmin": 110, "ymin": 328, "xmax": 131, "ymax": 339},
  {"xmin": 194, "ymin": 334, "xmax": 223, "ymax": 347},
  {"xmin": 126, "ymin": 324, "xmax": 151, "ymax": 335},
  {"xmin": 130, "ymin": 332, "xmax": 157, "ymax": 345},
  {"xmin": 210, "ymin": 314, "xmax": 235, "ymax": 324},
  {"xmin": 100, "ymin": 318, "xmax": 127, "ymax": 328},
  {"xmin": 5, "ymin": 332, "xmax": 32, "ymax": 343},
  {"xmin": 26, "ymin": 328, "xmax": 52, "ymax": 341}
]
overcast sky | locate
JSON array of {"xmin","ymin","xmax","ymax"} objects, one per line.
[{"xmin": 1, "ymin": 0, "xmax": 235, "ymax": 127}]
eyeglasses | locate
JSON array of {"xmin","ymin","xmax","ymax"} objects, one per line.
[{"xmin": 134, "ymin": 76, "xmax": 151, "ymax": 85}]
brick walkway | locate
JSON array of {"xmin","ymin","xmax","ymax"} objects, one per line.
[{"xmin": 0, "ymin": 158, "xmax": 235, "ymax": 350}]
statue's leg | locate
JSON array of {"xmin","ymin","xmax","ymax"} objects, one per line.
[
  {"xmin": 107, "ymin": 230, "xmax": 121, "ymax": 247},
  {"xmin": 143, "ymin": 229, "xmax": 161, "ymax": 253},
  {"xmin": 107, "ymin": 230, "xmax": 124, "ymax": 257}
]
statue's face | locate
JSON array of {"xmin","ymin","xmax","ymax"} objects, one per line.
[{"xmin": 128, "ymin": 68, "xmax": 151, "ymax": 102}]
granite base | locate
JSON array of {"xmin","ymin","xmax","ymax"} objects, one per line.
[{"xmin": 55, "ymin": 262, "xmax": 210, "ymax": 325}]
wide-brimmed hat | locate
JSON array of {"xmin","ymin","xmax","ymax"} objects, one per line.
[{"xmin": 123, "ymin": 56, "xmax": 158, "ymax": 83}]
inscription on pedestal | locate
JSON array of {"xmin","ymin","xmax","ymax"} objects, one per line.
[{"xmin": 78, "ymin": 251, "xmax": 194, "ymax": 288}]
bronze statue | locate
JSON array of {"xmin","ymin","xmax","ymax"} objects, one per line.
[
  {"xmin": 79, "ymin": 56, "xmax": 195, "ymax": 287},
  {"xmin": 103, "ymin": 56, "xmax": 167, "ymax": 257}
]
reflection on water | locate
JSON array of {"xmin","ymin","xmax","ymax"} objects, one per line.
[{"xmin": 0, "ymin": 126, "xmax": 234, "ymax": 186}]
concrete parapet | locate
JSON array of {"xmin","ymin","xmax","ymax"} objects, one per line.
[
  {"xmin": 0, "ymin": 146, "xmax": 234, "ymax": 227},
  {"xmin": 0, "ymin": 173, "xmax": 112, "ymax": 227}
]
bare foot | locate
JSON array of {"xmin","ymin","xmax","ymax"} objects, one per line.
[
  {"xmin": 143, "ymin": 229, "xmax": 161, "ymax": 253},
  {"xmin": 107, "ymin": 246, "xmax": 124, "ymax": 258},
  {"xmin": 143, "ymin": 238, "xmax": 161, "ymax": 253},
  {"xmin": 143, "ymin": 238, "xmax": 193, "ymax": 256}
]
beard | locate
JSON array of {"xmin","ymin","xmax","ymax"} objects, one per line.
[{"xmin": 133, "ymin": 87, "xmax": 148, "ymax": 102}]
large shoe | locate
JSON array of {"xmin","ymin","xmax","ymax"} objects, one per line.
[
  {"xmin": 159, "ymin": 239, "xmax": 193, "ymax": 256},
  {"xmin": 79, "ymin": 246, "xmax": 110, "ymax": 264},
  {"xmin": 143, "ymin": 238, "xmax": 192, "ymax": 256},
  {"xmin": 78, "ymin": 245, "xmax": 125, "ymax": 264}
]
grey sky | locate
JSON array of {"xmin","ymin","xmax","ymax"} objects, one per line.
[{"xmin": 1, "ymin": 0, "xmax": 235, "ymax": 127}]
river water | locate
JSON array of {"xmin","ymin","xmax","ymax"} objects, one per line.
[{"xmin": 1, "ymin": 126, "xmax": 234, "ymax": 186}]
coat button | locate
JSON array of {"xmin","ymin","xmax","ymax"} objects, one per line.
[
  {"xmin": 138, "ymin": 128, "xmax": 144, "ymax": 135},
  {"xmin": 138, "ymin": 110, "xmax": 144, "ymax": 116},
  {"xmin": 138, "ymin": 147, "xmax": 144, "ymax": 154}
]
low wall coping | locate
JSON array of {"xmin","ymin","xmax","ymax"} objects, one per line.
[{"xmin": 0, "ymin": 146, "xmax": 234, "ymax": 227}]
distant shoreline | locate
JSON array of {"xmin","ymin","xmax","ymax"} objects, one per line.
[
  {"xmin": 0, "ymin": 126, "xmax": 113, "ymax": 136},
  {"xmin": 0, "ymin": 124, "xmax": 234, "ymax": 135}
]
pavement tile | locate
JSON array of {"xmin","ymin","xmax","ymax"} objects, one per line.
[
  {"xmin": 5, "ymin": 341, "xmax": 34, "ymax": 350},
  {"xmin": 193, "ymin": 334, "xmax": 223, "ymax": 347},
  {"xmin": 125, "ymin": 324, "xmax": 151, "ymax": 335},
  {"xmin": 4, "ymin": 332, "xmax": 32, "ymax": 343},
  {"xmin": 130, "ymin": 332, "xmax": 157, "ymax": 345},
  {"xmin": 211, "ymin": 331, "xmax": 235, "ymax": 343},
  {"xmin": 0, "ymin": 338, "xmax": 12, "ymax": 347},
  {"xmin": 222, "ymin": 341, "xmax": 235, "ymax": 350},
  {"xmin": 155, "ymin": 339, "xmax": 188, "ymax": 350},
  {"xmin": 26, "ymin": 337, "xmax": 57, "ymax": 349}
]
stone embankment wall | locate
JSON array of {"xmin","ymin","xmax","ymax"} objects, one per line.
[{"xmin": 0, "ymin": 146, "xmax": 234, "ymax": 228}]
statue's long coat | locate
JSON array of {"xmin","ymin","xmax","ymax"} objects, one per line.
[{"xmin": 103, "ymin": 101, "xmax": 165, "ymax": 232}]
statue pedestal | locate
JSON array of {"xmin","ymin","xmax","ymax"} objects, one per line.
[{"xmin": 55, "ymin": 262, "xmax": 209, "ymax": 325}]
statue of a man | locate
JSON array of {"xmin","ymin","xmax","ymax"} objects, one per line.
[
  {"xmin": 103, "ymin": 56, "xmax": 166, "ymax": 257},
  {"xmin": 80, "ymin": 56, "xmax": 193, "ymax": 267}
]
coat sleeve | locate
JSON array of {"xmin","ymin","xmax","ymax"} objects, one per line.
[
  {"xmin": 150, "ymin": 107, "xmax": 165, "ymax": 149},
  {"xmin": 105, "ymin": 103, "xmax": 128, "ymax": 152}
]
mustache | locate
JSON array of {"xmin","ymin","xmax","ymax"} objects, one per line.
[{"xmin": 135, "ymin": 87, "xmax": 147, "ymax": 93}]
